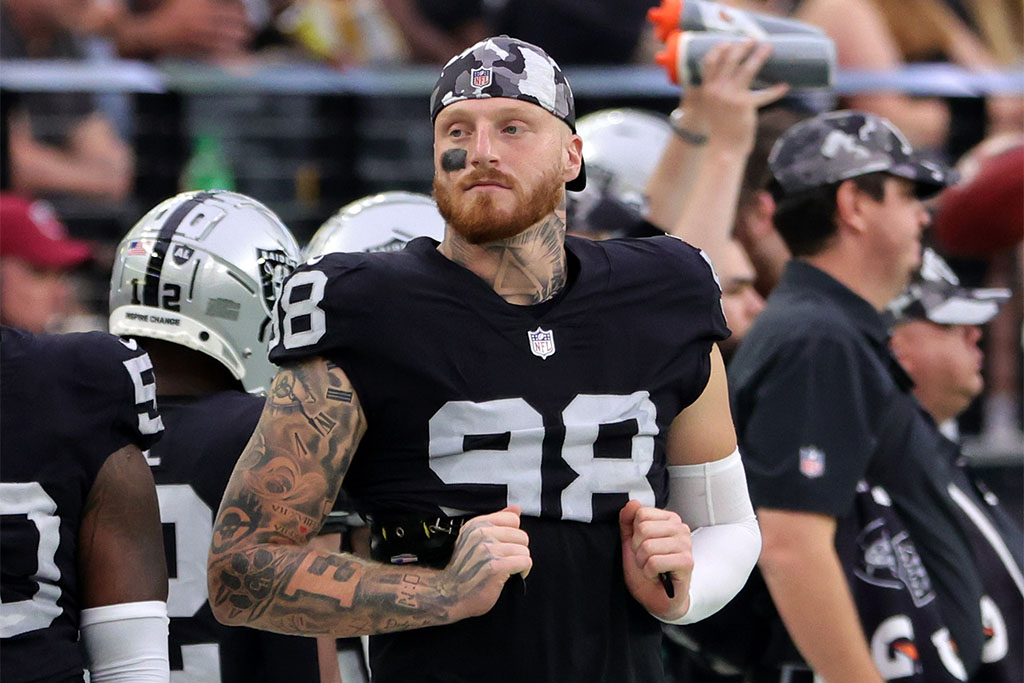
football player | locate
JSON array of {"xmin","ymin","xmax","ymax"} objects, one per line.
[
  {"xmin": 304, "ymin": 191, "xmax": 446, "ymax": 259},
  {"xmin": 1, "ymin": 326, "xmax": 168, "ymax": 681},
  {"xmin": 566, "ymin": 107, "xmax": 672, "ymax": 239},
  {"xmin": 109, "ymin": 190, "xmax": 335, "ymax": 683},
  {"xmin": 209, "ymin": 36, "xmax": 762, "ymax": 683}
]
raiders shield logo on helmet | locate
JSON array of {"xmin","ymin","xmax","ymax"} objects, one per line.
[{"xmin": 257, "ymin": 248, "xmax": 298, "ymax": 316}]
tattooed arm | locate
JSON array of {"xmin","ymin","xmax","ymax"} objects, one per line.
[{"xmin": 207, "ymin": 356, "xmax": 532, "ymax": 637}]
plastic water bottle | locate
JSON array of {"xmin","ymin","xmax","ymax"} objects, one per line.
[
  {"xmin": 648, "ymin": 0, "xmax": 825, "ymax": 42},
  {"xmin": 181, "ymin": 134, "xmax": 236, "ymax": 192},
  {"xmin": 655, "ymin": 30, "xmax": 836, "ymax": 89}
]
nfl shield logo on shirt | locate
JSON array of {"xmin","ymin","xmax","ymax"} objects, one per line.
[
  {"xmin": 799, "ymin": 446, "xmax": 825, "ymax": 478},
  {"xmin": 471, "ymin": 67, "xmax": 492, "ymax": 89},
  {"xmin": 528, "ymin": 327, "xmax": 555, "ymax": 360}
]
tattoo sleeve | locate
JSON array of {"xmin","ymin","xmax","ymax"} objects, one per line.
[{"xmin": 207, "ymin": 356, "xmax": 457, "ymax": 636}]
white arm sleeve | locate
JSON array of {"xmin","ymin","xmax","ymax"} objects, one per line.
[
  {"xmin": 659, "ymin": 448, "xmax": 761, "ymax": 625},
  {"xmin": 80, "ymin": 600, "xmax": 169, "ymax": 682}
]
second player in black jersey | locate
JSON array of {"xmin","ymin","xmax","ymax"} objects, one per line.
[
  {"xmin": 151, "ymin": 394, "xmax": 324, "ymax": 682},
  {"xmin": 1, "ymin": 327, "xmax": 168, "ymax": 682},
  {"xmin": 108, "ymin": 190, "xmax": 332, "ymax": 682}
]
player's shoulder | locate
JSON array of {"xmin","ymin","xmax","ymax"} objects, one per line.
[
  {"xmin": 2, "ymin": 327, "xmax": 148, "ymax": 386},
  {"xmin": 1, "ymin": 327, "xmax": 163, "ymax": 451},
  {"xmin": 270, "ymin": 238, "xmax": 441, "ymax": 363},
  {"xmin": 575, "ymin": 234, "xmax": 718, "ymax": 283},
  {"xmin": 70, "ymin": 330, "xmax": 151, "ymax": 367},
  {"xmin": 291, "ymin": 237, "xmax": 437, "ymax": 291},
  {"xmin": 573, "ymin": 235, "xmax": 722, "ymax": 310},
  {"xmin": 154, "ymin": 390, "xmax": 261, "ymax": 484}
]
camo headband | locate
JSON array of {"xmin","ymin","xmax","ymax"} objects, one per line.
[
  {"xmin": 430, "ymin": 36, "xmax": 576, "ymax": 131},
  {"xmin": 430, "ymin": 36, "xmax": 585, "ymax": 190}
]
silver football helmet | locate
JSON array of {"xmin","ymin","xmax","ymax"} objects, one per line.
[
  {"xmin": 109, "ymin": 190, "xmax": 301, "ymax": 395},
  {"xmin": 304, "ymin": 191, "xmax": 446, "ymax": 259},
  {"xmin": 570, "ymin": 108, "xmax": 673, "ymax": 215}
]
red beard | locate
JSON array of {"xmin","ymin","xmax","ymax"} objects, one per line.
[{"xmin": 434, "ymin": 166, "xmax": 564, "ymax": 244}]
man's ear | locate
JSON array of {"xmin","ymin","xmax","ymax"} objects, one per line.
[
  {"xmin": 835, "ymin": 179, "xmax": 868, "ymax": 235},
  {"xmin": 746, "ymin": 190, "xmax": 776, "ymax": 238},
  {"xmin": 888, "ymin": 325, "xmax": 916, "ymax": 371},
  {"xmin": 563, "ymin": 134, "xmax": 583, "ymax": 184}
]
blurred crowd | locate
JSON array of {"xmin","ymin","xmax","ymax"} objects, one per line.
[
  {"xmin": 0, "ymin": 1, "xmax": 1022, "ymax": 681},
  {"xmin": 1, "ymin": 0, "xmax": 1018, "ymax": 443}
]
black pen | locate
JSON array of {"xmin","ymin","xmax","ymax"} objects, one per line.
[{"xmin": 659, "ymin": 572, "xmax": 674, "ymax": 598}]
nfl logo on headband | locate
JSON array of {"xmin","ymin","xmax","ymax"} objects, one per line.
[{"xmin": 471, "ymin": 67, "xmax": 492, "ymax": 89}]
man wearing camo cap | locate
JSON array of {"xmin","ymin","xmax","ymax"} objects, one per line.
[
  {"xmin": 725, "ymin": 110, "xmax": 987, "ymax": 681},
  {"xmin": 209, "ymin": 35, "xmax": 761, "ymax": 683}
]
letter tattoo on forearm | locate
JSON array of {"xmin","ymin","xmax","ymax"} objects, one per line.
[{"xmin": 210, "ymin": 358, "xmax": 462, "ymax": 636}]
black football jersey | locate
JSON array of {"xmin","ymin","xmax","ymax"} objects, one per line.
[
  {"xmin": 269, "ymin": 235, "xmax": 729, "ymax": 682},
  {"xmin": 0, "ymin": 327, "xmax": 163, "ymax": 683},
  {"xmin": 150, "ymin": 391, "xmax": 322, "ymax": 683}
]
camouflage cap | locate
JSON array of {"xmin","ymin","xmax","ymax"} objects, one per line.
[
  {"xmin": 768, "ymin": 110, "xmax": 955, "ymax": 199},
  {"xmin": 888, "ymin": 248, "xmax": 1010, "ymax": 326},
  {"xmin": 430, "ymin": 35, "xmax": 585, "ymax": 191}
]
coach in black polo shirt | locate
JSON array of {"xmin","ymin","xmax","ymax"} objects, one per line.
[{"xmin": 728, "ymin": 111, "xmax": 984, "ymax": 681}]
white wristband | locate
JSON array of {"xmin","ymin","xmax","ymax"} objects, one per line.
[
  {"xmin": 81, "ymin": 600, "xmax": 169, "ymax": 682},
  {"xmin": 659, "ymin": 449, "xmax": 761, "ymax": 625}
]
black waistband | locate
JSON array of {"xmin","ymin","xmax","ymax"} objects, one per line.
[{"xmin": 368, "ymin": 514, "xmax": 470, "ymax": 569}]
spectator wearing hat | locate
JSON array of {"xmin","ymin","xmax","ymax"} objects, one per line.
[
  {"xmin": 727, "ymin": 110, "xmax": 985, "ymax": 681},
  {"xmin": 0, "ymin": 194, "xmax": 92, "ymax": 333},
  {"xmin": 889, "ymin": 248, "xmax": 1022, "ymax": 683}
]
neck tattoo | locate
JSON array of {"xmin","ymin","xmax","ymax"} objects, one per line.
[{"xmin": 443, "ymin": 214, "xmax": 568, "ymax": 305}]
